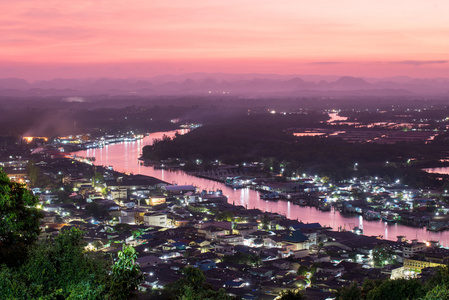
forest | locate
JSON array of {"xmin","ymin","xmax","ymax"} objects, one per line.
[{"xmin": 142, "ymin": 113, "xmax": 449, "ymax": 188}]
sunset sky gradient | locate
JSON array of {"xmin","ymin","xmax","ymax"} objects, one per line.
[{"xmin": 2, "ymin": 0, "xmax": 449, "ymax": 80}]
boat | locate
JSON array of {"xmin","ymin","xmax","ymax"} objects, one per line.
[
  {"xmin": 318, "ymin": 204, "xmax": 331, "ymax": 211},
  {"xmin": 364, "ymin": 210, "xmax": 381, "ymax": 221},
  {"xmin": 427, "ymin": 222, "xmax": 447, "ymax": 232},
  {"xmin": 381, "ymin": 212, "xmax": 397, "ymax": 223},
  {"xmin": 352, "ymin": 226, "xmax": 363, "ymax": 235},
  {"xmin": 261, "ymin": 192, "xmax": 280, "ymax": 201}
]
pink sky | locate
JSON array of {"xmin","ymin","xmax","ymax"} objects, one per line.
[{"xmin": 2, "ymin": 0, "xmax": 449, "ymax": 80}]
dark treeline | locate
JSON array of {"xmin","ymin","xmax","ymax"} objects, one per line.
[
  {"xmin": 143, "ymin": 113, "xmax": 449, "ymax": 188},
  {"xmin": 2, "ymin": 94, "xmax": 449, "ymax": 137},
  {"xmin": 0, "ymin": 100, "xmax": 202, "ymax": 137}
]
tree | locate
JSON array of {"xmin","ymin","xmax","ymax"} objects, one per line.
[
  {"xmin": 87, "ymin": 202, "xmax": 109, "ymax": 219},
  {"xmin": 26, "ymin": 160, "xmax": 40, "ymax": 187},
  {"xmin": 216, "ymin": 210, "xmax": 234, "ymax": 222},
  {"xmin": 0, "ymin": 169, "xmax": 43, "ymax": 267},
  {"xmin": 423, "ymin": 284, "xmax": 449, "ymax": 299},
  {"xmin": 164, "ymin": 266, "xmax": 232, "ymax": 300},
  {"xmin": 372, "ymin": 244, "xmax": 394, "ymax": 267},
  {"xmin": 260, "ymin": 214, "xmax": 271, "ymax": 230},
  {"xmin": 29, "ymin": 227, "xmax": 108, "ymax": 298},
  {"xmin": 109, "ymin": 245, "xmax": 144, "ymax": 300},
  {"xmin": 424, "ymin": 266, "xmax": 449, "ymax": 293},
  {"xmin": 56, "ymin": 183, "xmax": 72, "ymax": 203},
  {"xmin": 92, "ymin": 171, "xmax": 104, "ymax": 187},
  {"xmin": 361, "ymin": 279, "xmax": 382, "ymax": 298},
  {"xmin": 366, "ymin": 278, "xmax": 425, "ymax": 300},
  {"xmin": 222, "ymin": 252, "xmax": 261, "ymax": 266},
  {"xmin": 114, "ymin": 223, "xmax": 133, "ymax": 234},
  {"xmin": 0, "ymin": 227, "xmax": 109, "ymax": 299},
  {"xmin": 321, "ymin": 176, "xmax": 330, "ymax": 184},
  {"xmin": 278, "ymin": 289, "xmax": 306, "ymax": 300},
  {"xmin": 336, "ymin": 282, "xmax": 362, "ymax": 300},
  {"xmin": 297, "ymin": 265, "xmax": 309, "ymax": 276},
  {"xmin": 102, "ymin": 186, "xmax": 110, "ymax": 197}
]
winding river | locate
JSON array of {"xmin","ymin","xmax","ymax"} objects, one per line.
[{"xmin": 76, "ymin": 130, "xmax": 449, "ymax": 246}]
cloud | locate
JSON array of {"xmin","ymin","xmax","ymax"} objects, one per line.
[
  {"xmin": 310, "ymin": 61, "xmax": 343, "ymax": 65},
  {"xmin": 391, "ymin": 60, "xmax": 448, "ymax": 66}
]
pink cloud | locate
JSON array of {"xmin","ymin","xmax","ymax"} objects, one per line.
[{"xmin": 1, "ymin": 1, "xmax": 449, "ymax": 79}]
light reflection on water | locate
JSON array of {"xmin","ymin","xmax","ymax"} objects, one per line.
[
  {"xmin": 424, "ymin": 167, "xmax": 449, "ymax": 175},
  {"xmin": 76, "ymin": 130, "xmax": 449, "ymax": 245}
]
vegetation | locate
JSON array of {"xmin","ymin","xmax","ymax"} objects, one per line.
[
  {"xmin": 86, "ymin": 202, "xmax": 110, "ymax": 219},
  {"xmin": 336, "ymin": 282, "xmax": 362, "ymax": 300},
  {"xmin": 0, "ymin": 228, "xmax": 110, "ymax": 299},
  {"xmin": 0, "ymin": 168, "xmax": 144, "ymax": 299},
  {"xmin": 221, "ymin": 252, "xmax": 261, "ymax": 266},
  {"xmin": 142, "ymin": 114, "xmax": 449, "ymax": 188},
  {"xmin": 0, "ymin": 227, "xmax": 143, "ymax": 300},
  {"xmin": 277, "ymin": 289, "xmax": 306, "ymax": 300},
  {"xmin": 371, "ymin": 244, "xmax": 395, "ymax": 267},
  {"xmin": 336, "ymin": 267, "xmax": 449, "ymax": 300},
  {"xmin": 158, "ymin": 266, "xmax": 234, "ymax": 300},
  {"xmin": 109, "ymin": 245, "xmax": 144, "ymax": 300},
  {"xmin": 0, "ymin": 169, "xmax": 42, "ymax": 267}
]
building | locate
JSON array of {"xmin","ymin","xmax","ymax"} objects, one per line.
[
  {"xmin": 144, "ymin": 212, "xmax": 167, "ymax": 227},
  {"xmin": 403, "ymin": 258, "xmax": 445, "ymax": 270},
  {"xmin": 402, "ymin": 240, "xmax": 428, "ymax": 259},
  {"xmin": 162, "ymin": 185, "xmax": 196, "ymax": 195},
  {"xmin": 148, "ymin": 196, "xmax": 166, "ymax": 206}
]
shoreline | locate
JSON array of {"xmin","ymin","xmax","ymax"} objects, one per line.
[
  {"xmin": 136, "ymin": 158, "xmax": 449, "ymax": 233},
  {"xmin": 71, "ymin": 130, "xmax": 449, "ymax": 244}
]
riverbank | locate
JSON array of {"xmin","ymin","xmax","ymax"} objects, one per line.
[
  {"xmin": 140, "ymin": 159, "xmax": 449, "ymax": 233},
  {"xmin": 75, "ymin": 130, "xmax": 449, "ymax": 245}
]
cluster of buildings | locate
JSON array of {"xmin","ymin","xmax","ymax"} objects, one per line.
[
  {"xmin": 3, "ymin": 150, "xmax": 449, "ymax": 299},
  {"xmin": 209, "ymin": 171, "xmax": 449, "ymax": 233}
]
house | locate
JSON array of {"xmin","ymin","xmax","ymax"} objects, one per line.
[
  {"xmin": 144, "ymin": 212, "xmax": 167, "ymax": 227},
  {"xmin": 249, "ymin": 267, "xmax": 273, "ymax": 278},
  {"xmin": 215, "ymin": 243, "xmax": 235, "ymax": 256},
  {"xmin": 138, "ymin": 255, "xmax": 162, "ymax": 268},
  {"xmin": 106, "ymin": 174, "xmax": 167, "ymax": 199},
  {"xmin": 198, "ymin": 226, "xmax": 229, "ymax": 240},
  {"xmin": 194, "ymin": 239, "xmax": 210, "ymax": 248},
  {"xmin": 233, "ymin": 223, "xmax": 258, "ymax": 235},
  {"xmin": 162, "ymin": 185, "xmax": 196, "ymax": 195},
  {"xmin": 217, "ymin": 235, "xmax": 244, "ymax": 246},
  {"xmin": 111, "ymin": 188, "xmax": 127, "ymax": 200},
  {"xmin": 402, "ymin": 240, "xmax": 428, "ymax": 258},
  {"xmin": 282, "ymin": 230, "xmax": 309, "ymax": 251},
  {"xmin": 173, "ymin": 219, "xmax": 190, "ymax": 227},
  {"xmin": 263, "ymin": 236, "xmax": 284, "ymax": 248},
  {"xmin": 223, "ymin": 280, "xmax": 247, "ymax": 288},
  {"xmin": 195, "ymin": 259, "xmax": 216, "ymax": 271},
  {"xmin": 40, "ymin": 193, "xmax": 59, "ymax": 204}
]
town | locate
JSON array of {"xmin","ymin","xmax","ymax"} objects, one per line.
[
  {"xmin": 3, "ymin": 117, "xmax": 449, "ymax": 299},
  {"xmin": 4, "ymin": 1, "xmax": 449, "ymax": 299}
]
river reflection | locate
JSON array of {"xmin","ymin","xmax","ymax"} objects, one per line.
[
  {"xmin": 424, "ymin": 167, "xmax": 449, "ymax": 175},
  {"xmin": 76, "ymin": 130, "xmax": 449, "ymax": 245}
]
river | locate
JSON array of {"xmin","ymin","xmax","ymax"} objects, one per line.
[{"xmin": 76, "ymin": 130, "xmax": 449, "ymax": 246}]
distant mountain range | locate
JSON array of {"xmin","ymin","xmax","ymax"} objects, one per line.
[{"xmin": 0, "ymin": 74, "xmax": 448, "ymax": 98}]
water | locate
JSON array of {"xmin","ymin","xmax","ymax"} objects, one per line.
[
  {"xmin": 424, "ymin": 167, "xmax": 449, "ymax": 175},
  {"xmin": 76, "ymin": 130, "xmax": 449, "ymax": 245}
]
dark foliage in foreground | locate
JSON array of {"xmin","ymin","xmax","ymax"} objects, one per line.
[{"xmin": 336, "ymin": 267, "xmax": 449, "ymax": 300}]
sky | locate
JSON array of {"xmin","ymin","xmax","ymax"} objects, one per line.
[{"xmin": 2, "ymin": 0, "xmax": 449, "ymax": 80}]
